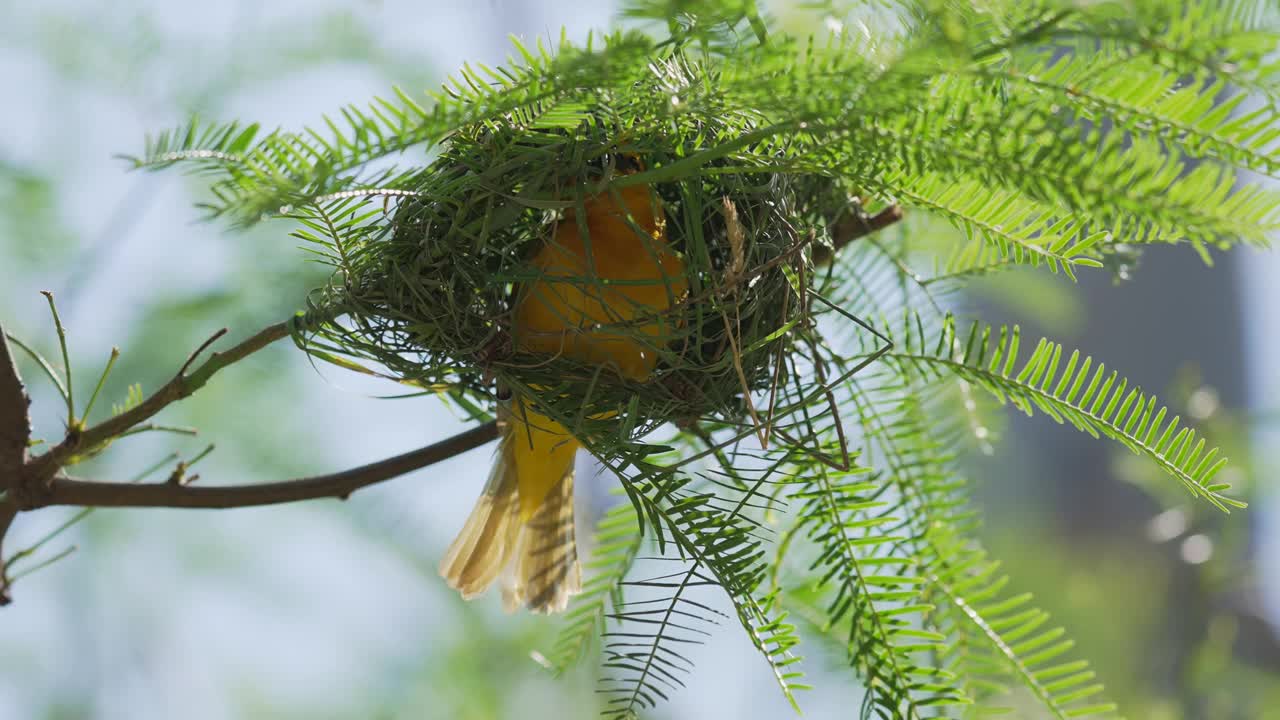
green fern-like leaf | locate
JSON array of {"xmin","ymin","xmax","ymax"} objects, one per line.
[
  {"xmin": 598, "ymin": 463, "xmax": 807, "ymax": 716},
  {"xmin": 884, "ymin": 315, "xmax": 1242, "ymax": 511},
  {"xmin": 930, "ymin": 534, "xmax": 1120, "ymax": 719},
  {"xmin": 796, "ymin": 461, "xmax": 970, "ymax": 717}
]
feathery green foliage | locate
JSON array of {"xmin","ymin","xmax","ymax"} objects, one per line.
[
  {"xmin": 883, "ymin": 316, "xmax": 1244, "ymax": 511},
  {"xmin": 129, "ymin": 0, "xmax": 1276, "ymax": 716}
]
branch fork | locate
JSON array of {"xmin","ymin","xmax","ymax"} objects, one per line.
[{"xmin": 0, "ymin": 309, "xmax": 495, "ymax": 606}]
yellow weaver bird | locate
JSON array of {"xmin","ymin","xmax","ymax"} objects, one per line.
[{"xmin": 440, "ymin": 158, "xmax": 688, "ymax": 613}]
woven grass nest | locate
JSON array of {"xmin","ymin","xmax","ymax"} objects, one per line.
[{"xmin": 329, "ymin": 111, "xmax": 852, "ymax": 447}]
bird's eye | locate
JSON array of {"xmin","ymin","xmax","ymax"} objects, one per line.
[
  {"xmin": 585, "ymin": 152, "xmax": 645, "ymax": 181},
  {"xmin": 614, "ymin": 153, "xmax": 643, "ymax": 173},
  {"xmin": 594, "ymin": 153, "xmax": 642, "ymax": 172}
]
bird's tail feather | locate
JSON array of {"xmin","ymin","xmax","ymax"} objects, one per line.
[
  {"xmin": 438, "ymin": 433, "xmax": 522, "ymax": 599},
  {"xmin": 504, "ymin": 467, "xmax": 581, "ymax": 614},
  {"xmin": 439, "ymin": 420, "xmax": 581, "ymax": 613}
]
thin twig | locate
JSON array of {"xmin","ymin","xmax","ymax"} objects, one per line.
[
  {"xmin": 39, "ymin": 292, "xmax": 75, "ymax": 429},
  {"xmin": 2, "ymin": 332, "xmax": 67, "ymax": 402},
  {"xmin": 813, "ymin": 204, "xmax": 905, "ymax": 266},
  {"xmin": 0, "ymin": 312, "xmax": 371, "ymax": 606},
  {"xmin": 7, "ymin": 544, "xmax": 76, "ymax": 582},
  {"xmin": 3, "ymin": 505, "xmax": 89, "ymax": 572},
  {"xmin": 25, "ymin": 320, "xmax": 295, "ymax": 486},
  {"xmin": 2, "ymin": 444, "xmax": 215, "ymax": 594},
  {"xmin": 180, "ymin": 328, "xmax": 228, "ymax": 376},
  {"xmin": 81, "ymin": 347, "xmax": 121, "ymax": 424},
  {"xmin": 833, "ymin": 204, "xmax": 903, "ymax": 249},
  {"xmin": 117, "ymin": 423, "xmax": 199, "ymax": 439},
  {"xmin": 42, "ymin": 421, "xmax": 497, "ymax": 510}
]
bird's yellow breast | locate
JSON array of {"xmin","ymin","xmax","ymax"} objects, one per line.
[
  {"xmin": 506, "ymin": 183, "xmax": 686, "ymax": 518},
  {"xmin": 513, "ymin": 184, "xmax": 687, "ymax": 380}
]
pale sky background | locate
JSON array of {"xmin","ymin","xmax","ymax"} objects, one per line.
[{"xmin": 2, "ymin": 1, "xmax": 1279, "ymax": 719}]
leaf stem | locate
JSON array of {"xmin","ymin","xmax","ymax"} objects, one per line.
[
  {"xmin": 3, "ymin": 508, "xmax": 91, "ymax": 571},
  {"xmin": 81, "ymin": 347, "xmax": 120, "ymax": 424},
  {"xmin": 7, "ymin": 544, "xmax": 76, "ymax": 582},
  {"xmin": 2, "ymin": 333, "xmax": 68, "ymax": 403},
  {"xmin": 27, "ymin": 311, "xmax": 325, "ymax": 481},
  {"xmin": 39, "ymin": 292, "xmax": 75, "ymax": 429}
]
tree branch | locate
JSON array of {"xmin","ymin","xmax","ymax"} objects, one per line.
[
  {"xmin": 0, "ymin": 306, "xmax": 498, "ymax": 606},
  {"xmin": 812, "ymin": 203, "xmax": 904, "ymax": 266},
  {"xmin": 0, "ymin": 497, "xmax": 18, "ymax": 605},
  {"xmin": 0, "ymin": 321, "xmax": 32, "ymax": 486},
  {"xmin": 25, "ymin": 320, "xmax": 295, "ymax": 486},
  {"xmin": 831, "ymin": 204, "xmax": 904, "ymax": 254},
  {"xmin": 0, "ymin": 321, "xmax": 32, "ymax": 604},
  {"xmin": 42, "ymin": 421, "xmax": 497, "ymax": 509}
]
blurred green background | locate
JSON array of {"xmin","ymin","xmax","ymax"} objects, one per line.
[{"xmin": 2, "ymin": 2, "xmax": 1279, "ymax": 718}]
